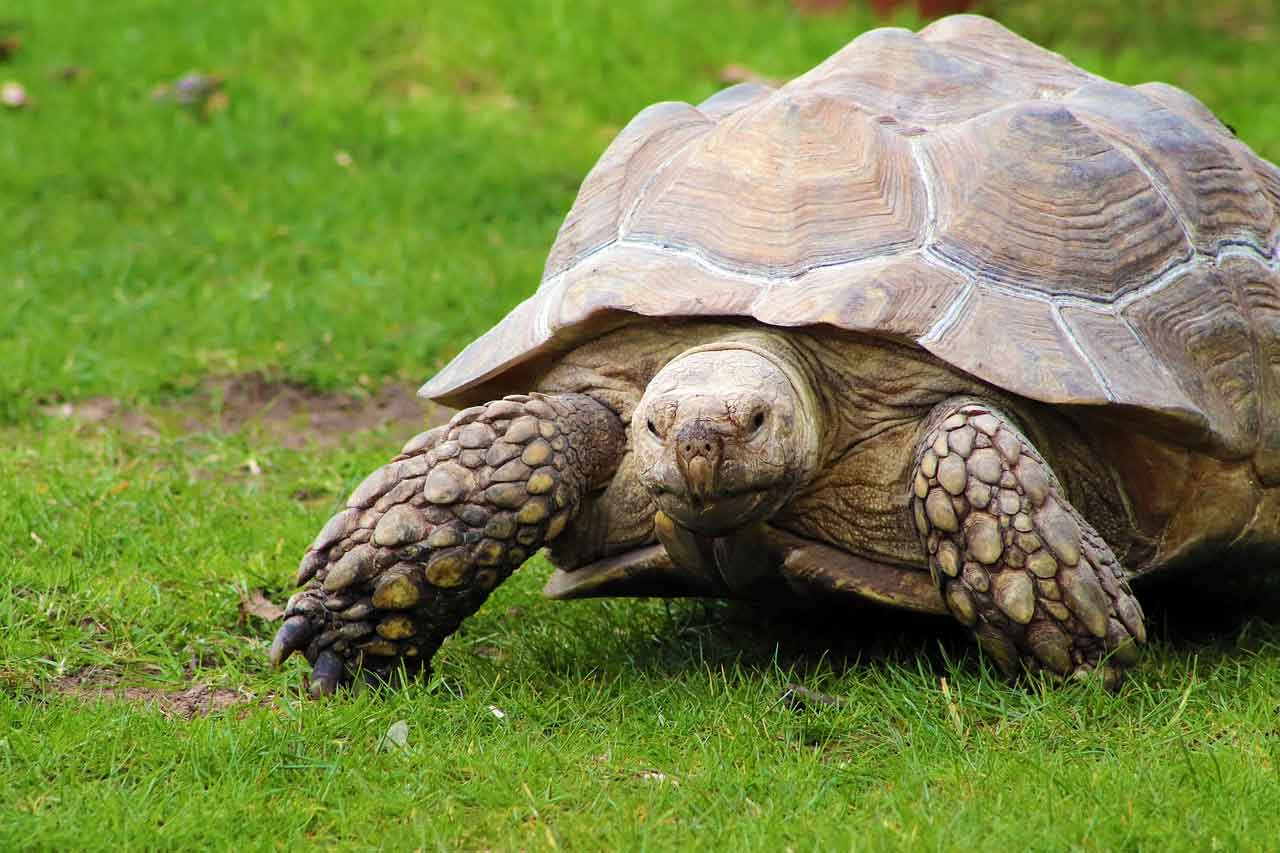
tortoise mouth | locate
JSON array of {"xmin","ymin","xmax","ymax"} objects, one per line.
[{"xmin": 653, "ymin": 487, "xmax": 772, "ymax": 535}]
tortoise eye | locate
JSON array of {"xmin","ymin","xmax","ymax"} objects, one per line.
[
  {"xmin": 751, "ymin": 411, "xmax": 766, "ymax": 432},
  {"xmin": 647, "ymin": 419, "xmax": 660, "ymax": 437}
]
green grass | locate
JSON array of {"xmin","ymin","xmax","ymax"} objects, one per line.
[{"xmin": 4, "ymin": 0, "xmax": 1280, "ymax": 848}]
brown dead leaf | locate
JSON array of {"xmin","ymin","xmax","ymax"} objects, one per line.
[
  {"xmin": 717, "ymin": 64, "xmax": 780, "ymax": 88},
  {"xmin": 471, "ymin": 643, "xmax": 507, "ymax": 661},
  {"xmin": 152, "ymin": 72, "xmax": 227, "ymax": 120},
  {"xmin": 635, "ymin": 769, "xmax": 679, "ymax": 785},
  {"xmin": 782, "ymin": 683, "xmax": 842, "ymax": 710},
  {"xmin": 203, "ymin": 89, "xmax": 229, "ymax": 118},
  {"xmin": 0, "ymin": 36, "xmax": 20, "ymax": 62},
  {"xmin": 78, "ymin": 616, "xmax": 107, "ymax": 634},
  {"xmin": 240, "ymin": 589, "xmax": 284, "ymax": 622},
  {"xmin": 52, "ymin": 65, "xmax": 90, "ymax": 83}
]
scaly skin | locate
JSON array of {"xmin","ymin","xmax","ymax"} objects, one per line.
[
  {"xmin": 270, "ymin": 392, "xmax": 625, "ymax": 696},
  {"xmin": 911, "ymin": 398, "xmax": 1147, "ymax": 687}
]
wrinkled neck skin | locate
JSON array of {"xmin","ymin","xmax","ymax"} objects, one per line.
[{"xmin": 630, "ymin": 332, "xmax": 827, "ymax": 537}]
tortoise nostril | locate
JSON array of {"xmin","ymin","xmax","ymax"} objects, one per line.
[{"xmin": 674, "ymin": 422, "xmax": 723, "ymax": 467}]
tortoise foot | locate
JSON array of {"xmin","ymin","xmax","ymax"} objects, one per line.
[
  {"xmin": 270, "ymin": 392, "xmax": 625, "ymax": 696},
  {"xmin": 912, "ymin": 399, "xmax": 1147, "ymax": 688}
]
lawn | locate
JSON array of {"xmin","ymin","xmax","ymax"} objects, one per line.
[{"xmin": 4, "ymin": 0, "xmax": 1280, "ymax": 848}]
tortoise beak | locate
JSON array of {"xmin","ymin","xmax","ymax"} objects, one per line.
[{"xmin": 674, "ymin": 421, "xmax": 723, "ymax": 503}]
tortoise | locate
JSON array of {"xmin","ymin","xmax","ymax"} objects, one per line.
[{"xmin": 270, "ymin": 14, "xmax": 1280, "ymax": 695}]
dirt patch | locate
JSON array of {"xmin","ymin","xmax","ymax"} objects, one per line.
[
  {"xmin": 41, "ymin": 372, "xmax": 453, "ymax": 449},
  {"xmin": 40, "ymin": 396, "xmax": 161, "ymax": 438},
  {"xmin": 51, "ymin": 668, "xmax": 260, "ymax": 719}
]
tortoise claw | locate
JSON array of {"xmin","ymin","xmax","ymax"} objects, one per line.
[
  {"xmin": 296, "ymin": 550, "xmax": 327, "ymax": 586},
  {"xmin": 309, "ymin": 651, "xmax": 345, "ymax": 698},
  {"xmin": 269, "ymin": 615, "xmax": 319, "ymax": 667}
]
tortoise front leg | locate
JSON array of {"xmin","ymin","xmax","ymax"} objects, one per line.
[
  {"xmin": 911, "ymin": 399, "xmax": 1147, "ymax": 687},
  {"xmin": 270, "ymin": 392, "xmax": 625, "ymax": 696}
]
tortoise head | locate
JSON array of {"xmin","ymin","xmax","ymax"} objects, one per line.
[{"xmin": 633, "ymin": 341, "xmax": 823, "ymax": 536}]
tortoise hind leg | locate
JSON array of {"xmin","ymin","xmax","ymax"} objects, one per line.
[
  {"xmin": 911, "ymin": 399, "xmax": 1147, "ymax": 687},
  {"xmin": 270, "ymin": 392, "xmax": 626, "ymax": 696}
]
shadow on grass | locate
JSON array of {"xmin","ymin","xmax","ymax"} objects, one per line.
[
  {"xmin": 1137, "ymin": 564, "xmax": 1280, "ymax": 650},
  {"xmin": 530, "ymin": 594, "xmax": 973, "ymax": 685},
  {"xmin": 530, "ymin": 564, "xmax": 1280, "ymax": 686}
]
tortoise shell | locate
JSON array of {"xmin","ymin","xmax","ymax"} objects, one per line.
[{"xmin": 421, "ymin": 15, "xmax": 1280, "ymax": 469}]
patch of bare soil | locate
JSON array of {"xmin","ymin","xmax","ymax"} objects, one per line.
[
  {"xmin": 51, "ymin": 668, "xmax": 260, "ymax": 719},
  {"xmin": 39, "ymin": 396, "xmax": 161, "ymax": 438},
  {"xmin": 40, "ymin": 372, "xmax": 452, "ymax": 448}
]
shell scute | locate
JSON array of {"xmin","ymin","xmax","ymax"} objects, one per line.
[
  {"xmin": 1056, "ymin": 305, "xmax": 1204, "ymax": 436},
  {"xmin": 1132, "ymin": 81, "xmax": 1236, "ymax": 139},
  {"xmin": 1065, "ymin": 81, "xmax": 1273, "ymax": 254},
  {"xmin": 696, "ymin": 82, "xmax": 773, "ymax": 120},
  {"xmin": 920, "ymin": 100, "xmax": 1192, "ymax": 301},
  {"xmin": 1122, "ymin": 265, "xmax": 1260, "ymax": 458},
  {"xmin": 923, "ymin": 284, "xmax": 1108, "ymax": 405},
  {"xmin": 752, "ymin": 253, "xmax": 967, "ymax": 339},
  {"xmin": 542, "ymin": 101, "xmax": 713, "ymax": 280},
  {"xmin": 625, "ymin": 91, "xmax": 926, "ymax": 276},
  {"xmin": 919, "ymin": 14, "xmax": 1095, "ymax": 96},
  {"xmin": 1226, "ymin": 256, "xmax": 1280, "ymax": 480},
  {"xmin": 796, "ymin": 26, "xmax": 1015, "ymax": 129}
]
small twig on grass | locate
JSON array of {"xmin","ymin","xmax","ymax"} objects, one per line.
[{"xmin": 781, "ymin": 682, "xmax": 842, "ymax": 710}]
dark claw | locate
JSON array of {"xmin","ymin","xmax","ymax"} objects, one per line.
[
  {"xmin": 296, "ymin": 550, "xmax": 327, "ymax": 585},
  {"xmin": 1100, "ymin": 663, "xmax": 1124, "ymax": 693},
  {"xmin": 269, "ymin": 615, "xmax": 318, "ymax": 667},
  {"xmin": 284, "ymin": 590, "xmax": 325, "ymax": 618},
  {"xmin": 363, "ymin": 666, "xmax": 390, "ymax": 689},
  {"xmin": 309, "ymin": 650, "xmax": 345, "ymax": 698}
]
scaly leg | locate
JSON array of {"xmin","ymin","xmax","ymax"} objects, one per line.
[
  {"xmin": 270, "ymin": 393, "xmax": 625, "ymax": 696},
  {"xmin": 910, "ymin": 399, "xmax": 1146, "ymax": 687}
]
